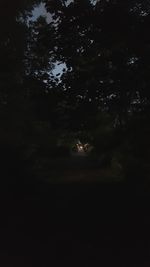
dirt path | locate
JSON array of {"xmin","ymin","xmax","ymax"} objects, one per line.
[{"xmin": 36, "ymin": 154, "xmax": 121, "ymax": 183}]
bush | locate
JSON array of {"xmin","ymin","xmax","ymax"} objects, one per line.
[
  {"xmin": 98, "ymin": 153, "xmax": 112, "ymax": 168},
  {"xmin": 118, "ymin": 140, "xmax": 149, "ymax": 185},
  {"xmin": 53, "ymin": 146, "xmax": 71, "ymax": 158},
  {"xmin": 0, "ymin": 144, "xmax": 35, "ymax": 186},
  {"xmin": 35, "ymin": 144, "xmax": 71, "ymax": 159}
]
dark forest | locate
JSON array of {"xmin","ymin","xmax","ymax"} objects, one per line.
[{"xmin": 1, "ymin": 0, "xmax": 150, "ymax": 266}]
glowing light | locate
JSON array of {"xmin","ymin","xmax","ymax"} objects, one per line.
[{"xmin": 77, "ymin": 143, "xmax": 84, "ymax": 152}]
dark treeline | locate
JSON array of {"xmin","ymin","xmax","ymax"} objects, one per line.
[{"xmin": 1, "ymin": 0, "xmax": 150, "ymax": 185}]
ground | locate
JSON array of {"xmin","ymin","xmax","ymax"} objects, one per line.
[
  {"xmin": 0, "ymin": 155, "xmax": 149, "ymax": 266},
  {"xmin": 35, "ymin": 153, "xmax": 122, "ymax": 183}
]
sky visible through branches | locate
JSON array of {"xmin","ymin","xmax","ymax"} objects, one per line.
[{"xmin": 31, "ymin": 2, "xmax": 66, "ymax": 79}]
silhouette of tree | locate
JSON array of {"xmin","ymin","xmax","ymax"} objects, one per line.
[
  {"xmin": 0, "ymin": 0, "xmax": 42, "ymax": 148},
  {"xmin": 40, "ymin": 0, "xmax": 150, "ymax": 130}
]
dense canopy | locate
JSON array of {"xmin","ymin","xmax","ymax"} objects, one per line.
[{"xmin": 1, "ymin": 0, "xmax": 150, "ymax": 182}]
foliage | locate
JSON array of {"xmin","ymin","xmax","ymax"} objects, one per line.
[
  {"xmin": 41, "ymin": 0, "xmax": 150, "ymax": 129},
  {"xmin": 1, "ymin": 0, "xmax": 150, "ymax": 184}
]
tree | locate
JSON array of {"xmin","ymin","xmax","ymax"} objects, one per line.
[
  {"xmin": 0, "ymin": 0, "xmax": 42, "ymax": 146},
  {"xmin": 40, "ymin": 0, "xmax": 150, "ymax": 131}
]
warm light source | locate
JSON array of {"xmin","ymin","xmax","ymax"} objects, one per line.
[{"xmin": 77, "ymin": 143, "xmax": 84, "ymax": 152}]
